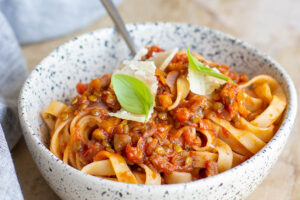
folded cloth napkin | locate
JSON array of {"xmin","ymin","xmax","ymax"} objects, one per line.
[
  {"xmin": 0, "ymin": 0, "xmax": 122, "ymax": 199},
  {"xmin": 0, "ymin": 11, "xmax": 28, "ymax": 149},
  {"xmin": 0, "ymin": 11, "xmax": 25, "ymax": 200}
]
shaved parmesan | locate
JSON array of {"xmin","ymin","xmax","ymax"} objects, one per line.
[
  {"xmin": 133, "ymin": 47, "xmax": 148, "ymax": 60},
  {"xmin": 188, "ymin": 67, "xmax": 226, "ymax": 95},
  {"xmin": 109, "ymin": 108, "xmax": 152, "ymax": 123},
  {"xmin": 114, "ymin": 60, "xmax": 158, "ymax": 94},
  {"xmin": 108, "ymin": 60, "xmax": 158, "ymax": 122},
  {"xmin": 148, "ymin": 48, "xmax": 178, "ymax": 70}
]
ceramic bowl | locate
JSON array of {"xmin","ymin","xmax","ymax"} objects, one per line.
[{"xmin": 18, "ymin": 23, "xmax": 297, "ymax": 200}]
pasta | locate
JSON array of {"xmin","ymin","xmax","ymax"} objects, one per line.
[{"xmin": 42, "ymin": 45, "xmax": 287, "ymax": 184}]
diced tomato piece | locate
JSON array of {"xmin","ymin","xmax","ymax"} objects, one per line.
[
  {"xmin": 175, "ymin": 108, "xmax": 191, "ymax": 123},
  {"xmin": 76, "ymin": 82, "xmax": 89, "ymax": 95},
  {"xmin": 239, "ymin": 73, "xmax": 248, "ymax": 83},
  {"xmin": 158, "ymin": 93, "xmax": 173, "ymax": 110}
]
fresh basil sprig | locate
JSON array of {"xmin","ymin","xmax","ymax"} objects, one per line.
[
  {"xmin": 111, "ymin": 73, "xmax": 154, "ymax": 119},
  {"xmin": 187, "ymin": 48, "xmax": 234, "ymax": 84}
]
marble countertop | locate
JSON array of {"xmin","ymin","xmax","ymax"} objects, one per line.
[{"xmin": 13, "ymin": 0, "xmax": 300, "ymax": 199}]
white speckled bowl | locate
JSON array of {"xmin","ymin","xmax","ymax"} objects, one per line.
[{"xmin": 18, "ymin": 23, "xmax": 297, "ymax": 200}]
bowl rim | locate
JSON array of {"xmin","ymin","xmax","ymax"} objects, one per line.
[{"xmin": 18, "ymin": 22, "xmax": 298, "ymax": 190}]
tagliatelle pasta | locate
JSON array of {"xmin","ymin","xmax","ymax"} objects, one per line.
[{"xmin": 42, "ymin": 46, "xmax": 287, "ymax": 184}]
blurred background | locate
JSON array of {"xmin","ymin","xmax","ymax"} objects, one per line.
[{"xmin": 9, "ymin": 0, "xmax": 300, "ymax": 199}]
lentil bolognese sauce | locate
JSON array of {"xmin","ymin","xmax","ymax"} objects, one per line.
[{"xmin": 42, "ymin": 46, "xmax": 287, "ymax": 184}]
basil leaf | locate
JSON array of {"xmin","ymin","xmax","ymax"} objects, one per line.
[
  {"xmin": 111, "ymin": 73, "xmax": 154, "ymax": 119},
  {"xmin": 187, "ymin": 48, "xmax": 234, "ymax": 84}
]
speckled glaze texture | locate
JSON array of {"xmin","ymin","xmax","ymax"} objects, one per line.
[{"xmin": 18, "ymin": 23, "xmax": 297, "ymax": 200}]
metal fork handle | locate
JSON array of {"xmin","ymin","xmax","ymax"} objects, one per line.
[{"xmin": 100, "ymin": 0, "xmax": 137, "ymax": 56}]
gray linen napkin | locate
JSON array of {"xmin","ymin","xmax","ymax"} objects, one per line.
[
  {"xmin": 0, "ymin": 11, "xmax": 28, "ymax": 149},
  {"xmin": 0, "ymin": 11, "xmax": 25, "ymax": 199}
]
